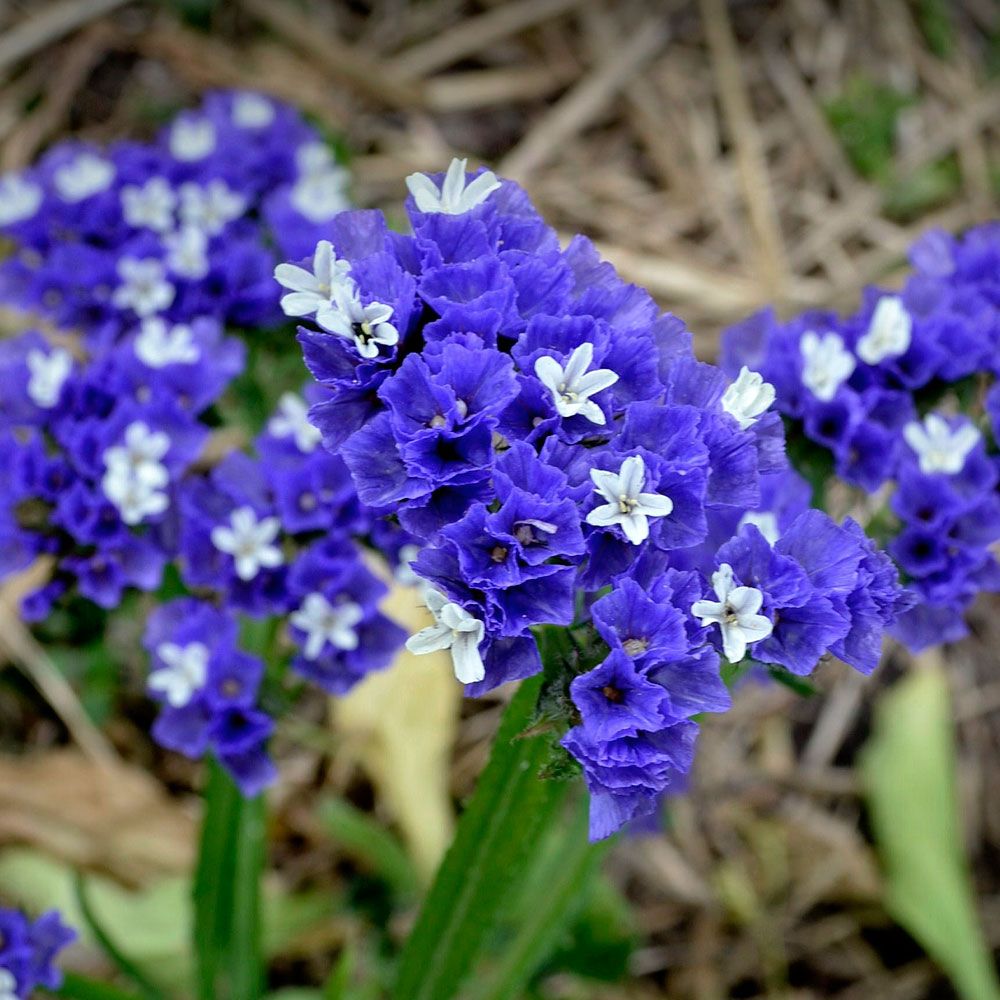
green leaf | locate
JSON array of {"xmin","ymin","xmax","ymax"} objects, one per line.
[
  {"xmin": 317, "ymin": 797, "xmax": 419, "ymax": 900},
  {"xmin": 193, "ymin": 759, "xmax": 266, "ymax": 1000},
  {"xmin": 393, "ymin": 670, "xmax": 574, "ymax": 1000},
  {"xmin": 53, "ymin": 972, "xmax": 145, "ymax": 1000},
  {"xmin": 861, "ymin": 666, "xmax": 1000, "ymax": 1000},
  {"xmin": 824, "ymin": 76, "xmax": 912, "ymax": 180},
  {"xmin": 467, "ymin": 794, "xmax": 610, "ymax": 1000},
  {"xmin": 73, "ymin": 874, "xmax": 165, "ymax": 1000}
]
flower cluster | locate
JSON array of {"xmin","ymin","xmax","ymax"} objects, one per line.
[
  {"xmin": 0, "ymin": 91, "xmax": 349, "ymax": 348},
  {"xmin": 282, "ymin": 159, "xmax": 905, "ymax": 837},
  {"xmin": 722, "ymin": 223, "xmax": 1000, "ymax": 650},
  {"xmin": 0, "ymin": 908, "xmax": 75, "ymax": 999}
]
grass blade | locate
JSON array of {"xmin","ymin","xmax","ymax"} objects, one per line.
[
  {"xmin": 193, "ymin": 758, "xmax": 266, "ymax": 1000},
  {"xmin": 861, "ymin": 664, "xmax": 1000, "ymax": 1000},
  {"xmin": 393, "ymin": 672, "xmax": 574, "ymax": 1000},
  {"xmin": 55, "ymin": 972, "xmax": 146, "ymax": 1000}
]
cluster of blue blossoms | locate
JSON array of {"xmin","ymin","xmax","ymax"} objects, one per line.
[
  {"xmin": 0, "ymin": 93, "xmax": 403, "ymax": 799},
  {"xmin": 0, "ymin": 908, "xmax": 74, "ymax": 999},
  {"xmin": 284, "ymin": 160, "xmax": 908, "ymax": 838},
  {"xmin": 723, "ymin": 223, "xmax": 1000, "ymax": 651},
  {"xmin": 0, "ymin": 90, "xmax": 350, "ymax": 347}
]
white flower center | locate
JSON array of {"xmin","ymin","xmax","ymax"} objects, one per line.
[
  {"xmin": 290, "ymin": 169, "xmax": 350, "ymax": 222},
  {"xmin": 112, "ymin": 257, "xmax": 175, "ymax": 317},
  {"xmin": 53, "ymin": 152, "xmax": 115, "ymax": 202},
  {"xmin": 721, "ymin": 366, "xmax": 775, "ymax": 430},
  {"xmin": 232, "ymin": 93, "xmax": 275, "ymax": 128},
  {"xmin": 800, "ymin": 330, "xmax": 855, "ymax": 401},
  {"xmin": 163, "ymin": 225, "xmax": 210, "ymax": 279},
  {"xmin": 210, "ymin": 506, "xmax": 284, "ymax": 581},
  {"xmin": 691, "ymin": 563, "xmax": 773, "ymax": 663},
  {"xmin": 585, "ymin": 454, "xmax": 674, "ymax": 545},
  {"xmin": 0, "ymin": 173, "xmax": 43, "ymax": 225},
  {"xmin": 150, "ymin": 641, "xmax": 209, "ymax": 707},
  {"xmin": 268, "ymin": 392, "xmax": 322, "ymax": 452},
  {"xmin": 26, "ymin": 347, "xmax": 72, "ymax": 408},
  {"xmin": 856, "ymin": 295, "xmax": 911, "ymax": 365},
  {"xmin": 533, "ymin": 342, "xmax": 619, "ymax": 425},
  {"xmin": 121, "ymin": 177, "xmax": 176, "ymax": 232},
  {"xmin": 135, "ymin": 317, "xmax": 200, "ymax": 367},
  {"xmin": 291, "ymin": 593, "xmax": 363, "ymax": 659},
  {"xmin": 405, "ymin": 589, "xmax": 486, "ymax": 684},
  {"xmin": 169, "ymin": 118, "xmax": 217, "ymax": 161},
  {"xmin": 405, "ymin": 157, "xmax": 501, "ymax": 215},
  {"xmin": 903, "ymin": 413, "xmax": 981, "ymax": 475}
]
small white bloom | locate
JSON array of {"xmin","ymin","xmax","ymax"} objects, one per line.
[
  {"xmin": 105, "ymin": 421, "xmax": 171, "ymax": 481},
  {"xmin": 178, "ymin": 180, "xmax": 246, "ymax": 235},
  {"xmin": 112, "ymin": 257, "xmax": 175, "ymax": 317},
  {"xmin": 289, "ymin": 169, "xmax": 351, "ymax": 223},
  {"xmin": 0, "ymin": 966, "xmax": 20, "ymax": 1000},
  {"xmin": 232, "ymin": 92, "xmax": 275, "ymax": 128},
  {"xmin": 102, "ymin": 465, "xmax": 169, "ymax": 525},
  {"xmin": 150, "ymin": 641, "xmax": 209, "ymax": 707},
  {"xmin": 121, "ymin": 176, "xmax": 176, "ymax": 232},
  {"xmin": 738, "ymin": 510, "xmax": 780, "ymax": 545},
  {"xmin": 534, "ymin": 342, "xmax": 619, "ymax": 425},
  {"xmin": 296, "ymin": 141, "xmax": 337, "ymax": 178},
  {"xmin": 26, "ymin": 347, "xmax": 72, "ymax": 408},
  {"xmin": 800, "ymin": 330, "xmax": 855, "ymax": 402},
  {"xmin": 291, "ymin": 593, "xmax": 363, "ymax": 659},
  {"xmin": 268, "ymin": 392, "xmax": 322, "ymax": 452},
  {"xmin": 394, "ymin": 543, "xmax": 424, "ymax": 589},
  {"xmin": 169, "ymin": 117, "xmax": 216, "ymax": 161},
  {"xmin": 211, "ymin": 506, "xmax": 284, "ymax": 581},
  {"xmin": 135, "ymin": 317, "xmax": 199, "ymax": 367},
  {"xmin": 0, "ymin": 173, "xmax": 43, "ymax": 225},
  {"xmin": 586, "ymin": 455, "xmax": 674, "ymax": 545},
  {"xmin": 53, "ymin": 152, "xmax": 115, "ymax": 202},
  {"xmin": 691, "ymin": 563, "xmax": 773, "ymax": 663},
  {"xmin": 721, "ymin": 366, "xmax": 775, "ymax": 430},
  {"xmin": 319, "ymin": 282, "xmax": 398, "ymax": 359},
  {"xmin": 903, "ymin": 413, "xmax": 981, "ymax": 476},
  {"xmin": 406, "ymin": 589, "xmax": 485, "ymax": 684},
  {"xmin": 856, "ymin": 295, "xmax": 912, "ymax": 365},
  {"xmin": 162, "ymin": 225, "xmax": 210, "ymax": 279},
  {"xmin": 274, "ymin": 239, "xmax": 353, "ymax": 319},
  {"xmin": 405, "ymin": 157, "xmax": 501, "ymax": 215}
]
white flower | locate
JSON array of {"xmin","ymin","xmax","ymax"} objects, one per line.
[
  {"xmin": 586, "ymin": 455, "xmax": 674, "ymax": 545},
  {"xmin": 289, "ymin": 169, "xmax": 351, "ymax": 223},
  {"xmin": 178, "ymin": 180, "xmax": 246, "ymax": 235},
  {"xmin": 0, "ymin": 967, "xmax": 20, "ymax": 1000},
  {"xmin": 274, "ymin": 239, "xmax": 353, "ymax": 319},
  {"xmin": 104, "ymin": 421, "xmax": 170, "ymax": 481},
  {"xmin": 800, "ymin": 330, "xmax": 855, "ymax": 402},
  {"xmin": 856, "ymin": 295, "xmax": 912, "ymax": 365},
  {"xmin": 232, "ymin": 92, "xmax": 275, "ymax": 128},
  {"xmin": 211, "ymin": 506, "xmax": 283, "ymax": 581},
  {"xmin": 121, "ymin": 177, "xmax": 176, "ymax": 232},
  {"xmin": 721, "ymin": 366, "xmax": 775, "ymax": 430},
  {"xmin": 150, "ymin": 641, "xmax": 209, "ymax": 707},
  {"xmin": 295, "ymin": 141, "xmax": 337, "ymax": 178},
  {"xmin": 319, "ymin": 282, "xmax": 398, "ymax": 359},
  {"xmin": 691, "ymin": 563, "xmax": 773, "ymax": 663},
  {"xmin": 53, "ymin": 152, "xmax": 115, "ymax": 202},
  {"xmin": 268, "ymin": 392, "xmax": 322, "ymax": 452},
  {"xmin": 738, "ymin": 510, "xmax": 780, "ymax": 545},
  {"xmin": 0, "ymin": 173, "xmax": 43, "ymax": 225},
  {"xmin": 291, "ymin": 593, "xmax": 363, "ymax": 659},
  {"xmin": 405, "ymin": 157, "xmax": 501, "ymax": 215},
  {"xmin": 112, "ymin": 257, "xmax": 175, "ymax": 317},
  {"xmin": 534, "ymin": 342, "xmax": 619, "ymax": 425},
  {"xmin": 162, "ymin": 225, "xmax": 210, "ymax": 279},
  {"xmin": 394, "ymin": 543, "xmax": 423, "ymax": 588},
  {"xmin": 406, "ymin": 589, "xmax": 485, "ymax": 684},
  {"xmin": 902, "ymin": 413, "xmax": 981, "ymax": 475},
  {"xmin": 135, "ymin": 317, "xmax": 199, "ymax": 367},
  {"xmin": 102, "ymin": 466, "xmax": 169, "ymax": 525},
  {"xmin": 169, "ymin": 117, "xmax": 216, "ymax": 161},
  {"xmin": 26, "ymin": 347, "xmax": 72, "ymax": 408}
]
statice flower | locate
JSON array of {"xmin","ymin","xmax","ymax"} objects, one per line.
[
  {"xmin": 0, "ymin": 91, "xmax": 350, "ymax": 346},
  {"xmin": 281, "ymin": 159, "xmax": 904, "ymax": 837},
  {"xmin": 0, "ymin": 908, "xmax": 75, "ymax": 999},
  {"xmin": 722, "ymin": 221, "xmax": 1000, "ymax": 651}
]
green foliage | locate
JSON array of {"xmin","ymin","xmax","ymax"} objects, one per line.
[
  {"xmin": 193, "ymin": 760, "xmax": 266, "ymax": 1000},
  {"xmin": 54, "ymin": 972, "xmax": 146, "ymax": 1000},
  {"xmin": 914, "ymin": 0, "xmax": 955, "ymax": 58},
  {"xmin": 862, "ymin": 666, "xmax": 1000, "ymax": 1000},
  {"xmin": 393, "ymin": 670, "xmax": 588, "ymax": 1000},
  {"xmin": 317, "ymin": 797, "xmax": 420, "ymax": 901},
  {"xmin": 825, "ymin": 77, "xmax": 912, "ymax": 180}
]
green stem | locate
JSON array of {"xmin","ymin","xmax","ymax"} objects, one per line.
[{"xmin": 192, "ymin": 758, "xmax": 266, "ymax": 1000}]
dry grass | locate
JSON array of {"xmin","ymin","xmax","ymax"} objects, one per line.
[{"xmin": 1, "ymin": 1, "xmax": 999, "ymax": 996}]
